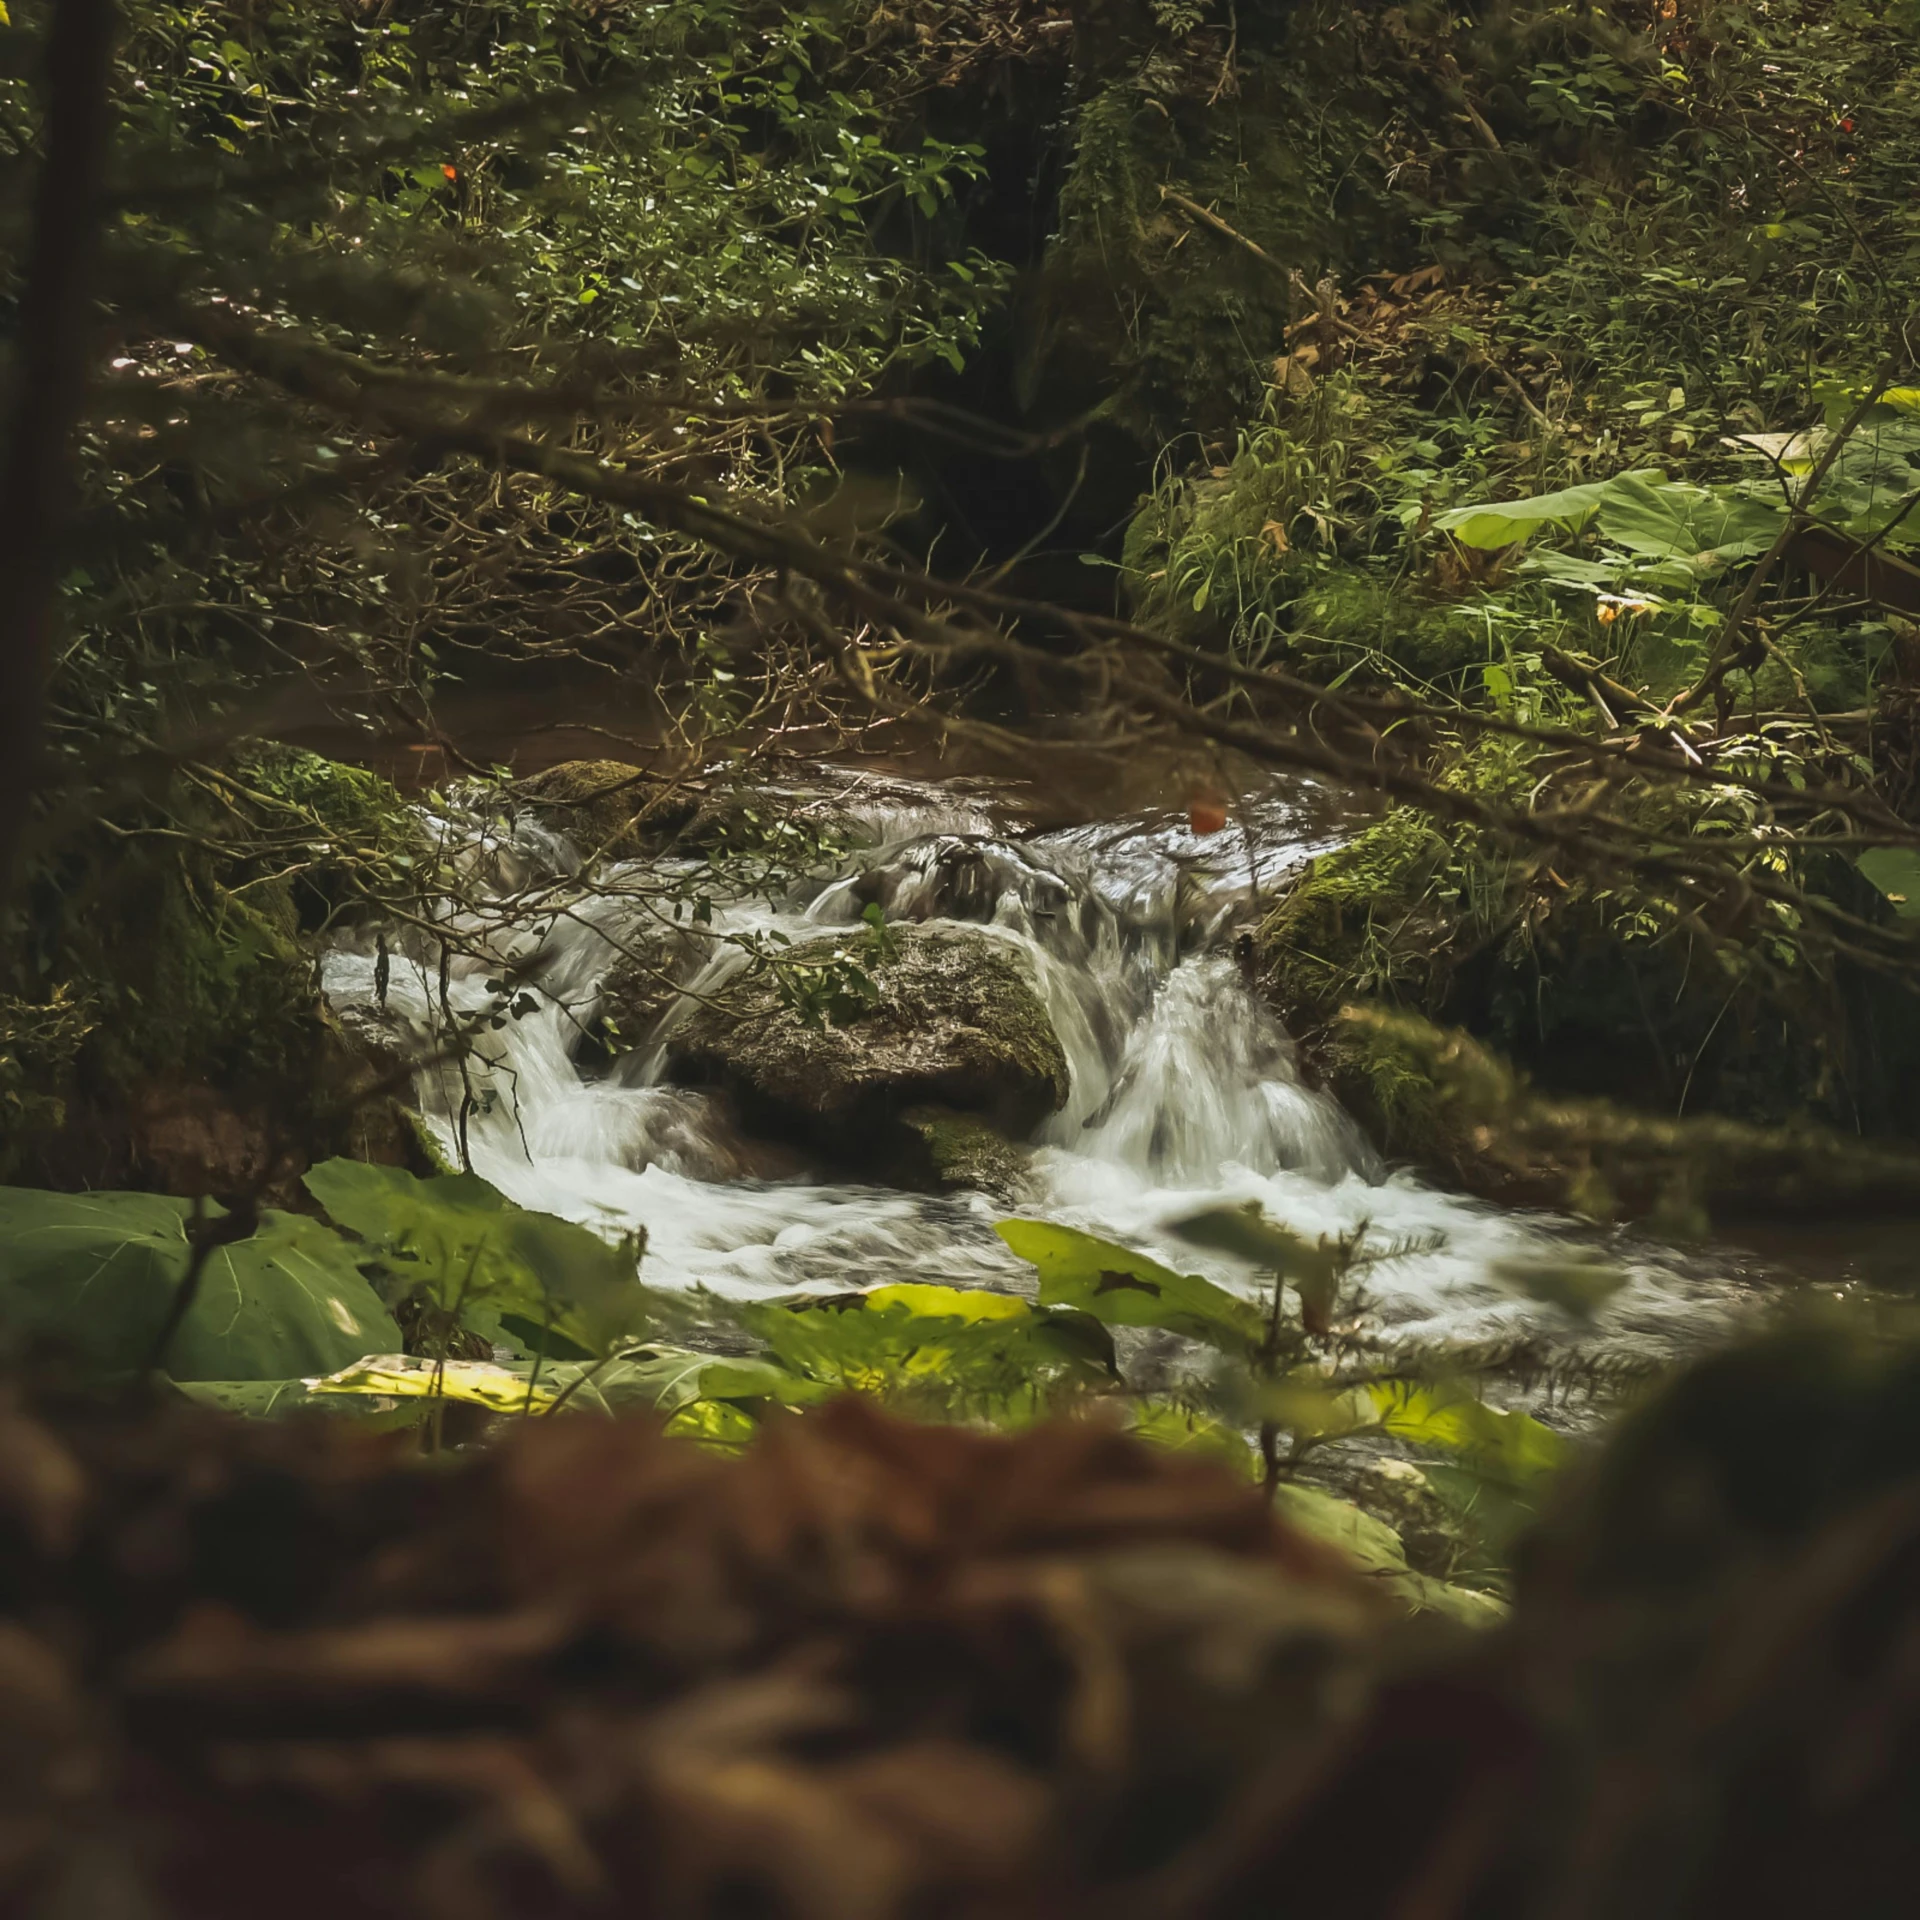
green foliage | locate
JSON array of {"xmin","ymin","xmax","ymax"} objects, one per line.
[
  {"xmin": 1361, "ymin": 1380, "xmax": 1565, "ymax": 1491},
  {"xmin": 767, "ymin": 902, "xmax": 899, "ymax": 1029},
  {"xmin": 996, "ymin": 1215, "xmax": 1567, "ymax": 1579},
  {"xmin": 301, "ymin": 1157, "xmax": 651, "ymax": 1360},
  {"xmin": 0, "ymin": 1186, "xmax": 400, "ymax": 1381},
  {"xmin": 994, "ymin": 1217, "xmax": 1265, "ymax": 1354},
  {"xmin": 2, "ymin": 0, "xmax": 1017, "ymax": 1148},
  {"xmin": 1272, "ymin": 1482, "xmax": 1506, "ymax": 1627},
  {"xmin": 0, "ymin": 987, "xmax": 95, "ymax": 1166},
  {"xmin": 740, "ymin": 1281, "xmax": 1115, "ymax": 1420}
]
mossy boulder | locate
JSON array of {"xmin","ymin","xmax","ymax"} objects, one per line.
[
  {"xmin": 1258, "ymin": 808, "xmax": 1451, "ymax": 1026},
  {"xmin": 665, "ymin": 924, "xmax": 1069, "ymax": 1155},
  {"xmin": 1311, "ymin": 1003, "xmax": 1920, "ymax": 1225},
  {"xmin": 518, "ymin": 761, "xmax": 866, "ymax": 870},
  {"xmin": 895, "ymin": 1104, "xmax": 1034, "ymax": 1204},
  {"xmin": 8, "ymin": 748, "xmax": 444, "ymax": 1196},
  {"xmin": 516, "ymin": 760, "xmax": 659, "ymax": 861}
]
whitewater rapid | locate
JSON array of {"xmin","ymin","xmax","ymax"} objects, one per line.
[{"xmin": 320, "ymin": 768, "xmax": 1749, "ymax": 1374}]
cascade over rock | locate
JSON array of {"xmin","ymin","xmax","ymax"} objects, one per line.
[{"xmin": 664, "ymin": 923, "xmax": 1070, "ymax": 1149}]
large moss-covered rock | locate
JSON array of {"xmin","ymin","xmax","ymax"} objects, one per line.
[{"xmin": 666, "ymin": 924, "xmax": 1069, "ymax": 1151}]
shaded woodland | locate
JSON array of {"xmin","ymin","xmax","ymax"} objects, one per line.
[{"xmin": 2, "ymin": 5, "xmax": 1920, "ymax": 1916}]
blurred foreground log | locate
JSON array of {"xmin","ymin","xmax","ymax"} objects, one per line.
[{"xmin": 0, "ymin": 1363, "xmax": 1915, "ymax": 1920}]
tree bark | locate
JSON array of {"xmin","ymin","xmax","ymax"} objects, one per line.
[{"xmin": 0, "ymin": 0, "xmax": 119, "ymax": 916}]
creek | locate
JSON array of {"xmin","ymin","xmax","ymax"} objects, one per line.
[{"xmin": 320, "ymin": 765, "xmax": 1765, "ymax": 1402}]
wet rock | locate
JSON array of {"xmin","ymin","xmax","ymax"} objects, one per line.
[
  {"xmin": 516, "ymin": 760, "xmax": 670, "ymax": 862},
  {"xmin": 582, "ymin": 927, "xmax": 695, "ymax": 1064},
  {"xmin": 314, "ymin": 1014, "xmax": 452, "ymax": 1179},
  {"xmin": 325, "ymin": 996, "xmax": 419, "ymax": 1086},
  {"xmin": 516, "ymin": 761, "xmax": 876, "ymax": 867},
  {"xmin": 895, "ymin": 1104, "xmax": 1034, "ymax": 1204},
  {"xmin": 126, "ymin": 1084, "xmax": 301, "ymax": 1204},
  {"xmin": 665, "ymin": 923, "xmax": 1069, "ymax": 1152}
]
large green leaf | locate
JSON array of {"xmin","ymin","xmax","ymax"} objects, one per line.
[
  {"xmin": 302, "ymin": 1158, "xmax": 650, "ymax": 1357},
  {"xmin": 311, "ymin": 1352, "xmax": 571, "ymax": 1413},
  {"xmin": 1272, "ymin": 1483, "xmax": 1506, "ymax": 1628},
  {"xmin": 168, "ymin": 1211, "xmax": 405, "ymax": 1380},
  {"xmin": 1436, "ymin": 468, "xmax": 1783, "ymax": 573},
  {"xmin": 0, "ymin": 1187, "xmax": 400, "ymax": 1381},
  {"xmin": 1593, "ymin": 472, "xmax": 1783, "ymax": 568},
  {"xmin": 1362, "ymin": 1381, "xmax": 1566, "ymax": 1489},
  {"xmin": 1433, "ymin": 475, "xmax": 1636, "ymax": 549},
  {"xmin": 1858, "ymin": 848, "xmax": 1920, "ymax": 918},
  {"xmin": 995, "ymin": 1219, "xmax": 1265, "ymax": 1353}
]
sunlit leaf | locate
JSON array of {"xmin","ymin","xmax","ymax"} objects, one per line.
[
  {"xmin": 310, "ymin": 1352, "xmax": 564, "ymax": 1413},
  {"xmin": 743, "ymin": 1284, "xmax": 1112, "ymax": 1412},
  {"xmin": 1362, "ymin": 1381, "xmax": 1567, "ymax": 1488},
  {"xmin": 1435, "ymin": 472, "xmax": 1659, "ymax": 549},
  {"xmin": 865, "ymin": 1282, "xmax": 1030, "ymax": 1322},
  {"xmin": 995, "ymin": 1219, "xmax": 1264, "ymax": 1353},
  {"xmin": 662, "ymin": 1398, "xmax": 760, "ymax": 1452}
]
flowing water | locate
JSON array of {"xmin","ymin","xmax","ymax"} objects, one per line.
[{"xmin": 320, "ymin": 767, "xmax": 1761, "ymax": 1390}]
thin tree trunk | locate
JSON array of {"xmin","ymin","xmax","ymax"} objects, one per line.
[{"xmin": 0, "ymin": 0, "xmax": 119, "ymax": 914}]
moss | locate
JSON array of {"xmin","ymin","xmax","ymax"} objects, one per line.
[
  {"xmin": 517, "ymin": 759, "xmax": 655, "ymax": 860},
  {"xmin": 5, "ymin": 747, "xmax": 449, "ymax": 1192},
  {"xmin": 1258, "ymin": 808, "xmax": 1451, "ymax": 1023},
  {"xmin": 227, "ymin": 743, "xmax": 425, "ymax": 934},
  {"xmin": 1315, "ymin": 1003, "xmax": 1920, "ymax": 1223},
  {"xmin": 896, "ymin": 1104, "xmax": 1032, "ymax": 1203},
  {"xmin": 1259, "ymin": 723, "xmax": 1920, "ymax": 1142},
  {"xmin": 668, "ymin": 924, "xmax": 1070, "ymax": 1151},
  {"xmin": 237, "ymin": 742, "xmax": 411, "ymax": 849}
]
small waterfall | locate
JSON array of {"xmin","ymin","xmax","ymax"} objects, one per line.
[
  {"xmin": 320, "ymin": 768, "xmax": 1748, "ymax": 1366},
  {"xmin": 1057, "ymin": 955, "xmax": 1374, "ymax": 1186}
]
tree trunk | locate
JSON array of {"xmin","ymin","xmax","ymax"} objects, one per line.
[{"xmin": 0, "ymin": 0, "xmax": 119, "ymax": 916}]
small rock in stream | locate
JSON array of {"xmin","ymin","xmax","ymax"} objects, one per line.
[
  {"xmin": 895, "ymin": 1104, "xmax": 1035, "ymax": 1204},
  {"xmin": 664, "ymin": 923, "xmax": 1069, "ymax": 1162}
]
